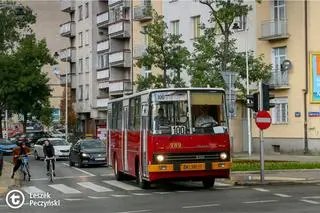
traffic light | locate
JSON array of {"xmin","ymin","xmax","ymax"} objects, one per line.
[
  {"xmin": 246, "ymin": 92, "xmax": 259, "ymax": 112},
  {"xmin": 262, "ymin": 83, "xmax": 275, "ymax": 111}
]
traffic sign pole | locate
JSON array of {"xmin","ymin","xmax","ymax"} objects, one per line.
[{"xmin": 259, "ymin": 81, "xmax": 265, "ymax": 184}]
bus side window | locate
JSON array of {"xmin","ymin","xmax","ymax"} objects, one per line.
[
  {"xmin": 129, "ymin": 97, "xmax": 141, "ymax": 131},
  {"xmin": 117, "ymin": 102, "xmax": 123, "ymax": 130}
]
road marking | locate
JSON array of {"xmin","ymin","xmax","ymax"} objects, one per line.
[
  {"xmin": 243, "ymin": 200, "xmax": 278, "ymax": 204},
  {"xmin": 182, "ymin": 203, "xmax": 220, "ymax": 209},
  {"xmin": 111, "ymin": 194, "xmax": 131, "ymax": 198},
  {"xmin": 103, "ymin": 180, "xmax": 142, "ymax": 191},
  {"xmin": 253, "ymin": 188, "xmax": 270, "ymax": 192},
  {"xmin": 100, "ymin": 173, "xmax": 114, "ymax": 177},
  {"xmin": 132, "ymin": 193, "xmax": 152, "ymax": 196},
  {"xmin": 62, "ymin": 163, "xmax": 95, "ymax": 176},
  {"xmin": 176, "ymin": 190, "xmax": 192, "ymax": 193},
  {"xmin": 77, "ymin": 182, "xmax": 113, "ymax": 192},
  {"xmin": 49, "ymin": 184, "xmax": 82, "ymax": 194},
  {"xmin": 302, "ymin": 196, "xmax": 320, "ymax": 199},
  {"xmin": 153, "ymin": 192, "xmax": 172, "ymax": 195},
  {"xmin": 22, "ymin": 186, "xmax": 45, "ymax": 195},
  {"xmin": 64, "ymin": 198, "xmax": 84, "ymax": 201},
  {"xmin": 215, "ymin": 182, "xmax": 232, "ymax": 187},
  {"xmin": 88, "ymin": 196, "xmax": 110, "ymax": 199},
  {"xmin": 273, "ymin": 193, "xmax": 292, "ymax": 198},
  {"xmin": 300, "ymin": 199, "xmax": 320, "ymax": 205},
  {"xmin": 31, "ymin": 175, "xmax": 91, "ymax": 181},
  {"xmin": 112, "ymin": 210, "xmax": 151, "ymax": 213}
]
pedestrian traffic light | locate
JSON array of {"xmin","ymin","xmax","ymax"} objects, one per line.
[
  {"xmin": 262, "ymin": 83, "xmax": 275, "ymax": 111},
  {"xmin": 246, "ymin": 92, "xmax": 259, "ymax": 112}
]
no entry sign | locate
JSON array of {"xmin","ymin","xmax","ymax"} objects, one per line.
[{"xmin": 255, "ymin": 111, "xmax": 272, "ymax": 130}]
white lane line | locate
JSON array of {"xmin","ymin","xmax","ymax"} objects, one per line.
[
  {"xmin": 22, "ymin": 186, "xmax": 46, "ymax": 195},
  {"xmin": 111, "ymin": 194, "xmax": 131, "ymax": 198},
  {"xmin": 300, "ymin": 199, "xmax": 320, "ymax": 205},
  {"xmin": 243, "ymin": 200, "xmax": 278, "ymax": 204},
  {"xmin": 302, "ymin": 196, "xmax": 320, "ymax": 199},
  {"xmin": 64, "ymin": 198, "xmax": 85, "ymax": 201},
  {"xmin": 273, "ymin": 193, "xmax": 292, "ymax": 198},
  {"xmin": 88, "ymin": 196, "xmax": 110, "ymax": 199},
  {"xmin": 103, "ymin": 180, "xmax": 142, "ymax": 191},
  {"xmin": 153, "ymin": 192, "xmax": 172, "ymax": 195},
  {"xmin": 77, "ymin": 182, "xmax": 113, "ymax": 192},
  {"xmin": 112, "ymin": 210, "xmax": 151, "ymax": 213},
  {"xmin": 176, "ymin": 191, "xmax": 192, "ymax": 193},
  {"xmin": 49, "ymin": 184, "xmax": 82, "ymax": 194},
  {"xmin": 132, "ymin": 193, "xmax": 152, "ymax": 196},
  {"xmin": 62, "ymin": 163, "xmax": 95, "ymax": 177},
  {"xmin": 182, "ymin": 203, "xmax": 220, "ymax": 209},
  {"xmin": 253, "ymin": 188, "xmax": 270, "ymax": 192},
  {"xmin": 31, "ymin": 175, "xmax": 91, "ymax": 181}
]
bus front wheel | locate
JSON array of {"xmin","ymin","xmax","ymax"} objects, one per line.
[
  {"xmin": 202, "ymin": 177, "xmax": 215, "ymax": 189},
  {"xmin": 135, "ymin": 160, "xmax": 150, "ymax": 189},
  {"xmin": 114, "ymin": 156, "xmax": 124, "ymax": 181}
]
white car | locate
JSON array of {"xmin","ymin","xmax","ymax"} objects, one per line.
[{"xmin": 33, "ymin": 138, "xmax": 71, "ymax": 160}]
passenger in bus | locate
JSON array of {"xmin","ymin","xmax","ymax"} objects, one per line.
[
  {"xmin": 195, "ymin": 105, "xmax": 217, "ymax": 127},
  {"xmin": 154, "ymin": 108, "xmax": 169, "ymax": 129}
]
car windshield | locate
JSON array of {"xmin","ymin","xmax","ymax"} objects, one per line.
[
  {"xmin": 51, "ymin": 140, "xmax": 69, "ymax": 146},
  {"xmin": 0, "ymin": 139, "xmax": 16, "ymax": 145},
  {"xmin": 81, "ymin": 140, "xmax": 105, "ymax": 149}
]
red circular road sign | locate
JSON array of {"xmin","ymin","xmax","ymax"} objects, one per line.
[{"xmin": 255, "ymin": 110, "xmax": 272, "ymax": 130}]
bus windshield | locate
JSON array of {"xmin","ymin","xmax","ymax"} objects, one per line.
[{"xmin": 151, "ymin": 90, "xmax": 227, "ymax": 135}]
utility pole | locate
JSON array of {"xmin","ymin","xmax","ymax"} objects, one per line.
[{"xmin": 258, "ymin": 81, "xmax": 265, "ymax": 184}]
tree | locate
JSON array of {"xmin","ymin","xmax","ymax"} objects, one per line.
[
  {"xmin": 136, "ymin": 10, "xmax": 190, "ymax": 89},
  {"xmin": 188, "ymin": 0, "xmax": 272, "ymax": 94},
  {"xmin": 8, "ymin": 35, "xmax": 56, "ymax": 133}
]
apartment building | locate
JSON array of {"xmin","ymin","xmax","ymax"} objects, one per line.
[
  {"xmin": 253, "ymin": 0, "xmax": 320, "ymax": 153},
  {"xmin": 60, "ymin": 0, "xmax": 133, "ymax": 136}
]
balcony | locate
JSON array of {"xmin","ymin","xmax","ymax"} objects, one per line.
[
  {"xmin": 259, "ymin": 20, "xmax": 289, "ymax": 41},
  {"xmin": 97, "ymin": 69, "xmax": 110, "ymax": 80},
  {"xmin": 108, "ymin": 20, "xmax": 130, "ymax": 38},
  {"xmin": 134, "ymin": 3, "xmax": 152, "ymax": 22},
  {"xmin": 133, "ymin": 44, "xmax": 147, "ymax": 59},
  {"xmin": 109, "ymin": 50, "xmax": 131, "ymax": 67},
  {"xmin": 59, "ymin": 47, "xmax": 76, "ymax": 62},
  {"xmin": 108, "ymin": 0, "xmax": 130, "ymax": 8},
  {"xmin": 60, "ymin": 21, "xmax": 75, "ymax": 37},
  {"xmin": 61, "ymin": 0, "xmax": 75, "ymax": 13},
  {"xmin": 97, "ymin": 40, "xmax": 109, "ymax": 53},
  {"xmin": 109, "ymin": 81, "xmax": 132, "ymax": 93},
  {"xmin": 269, "ymin": 69, "xmax": 289, "ymax": 88},
  {"xmin": 96, "ymin": 98, "xmax": 109, "ymax": 108},
  {"xmin": 97, "ymin": 11, "xmax": 109, "ymax": 28},
  {"xmin": 59, "ymin": 73, "xmax": 76, "ymax": 89}
]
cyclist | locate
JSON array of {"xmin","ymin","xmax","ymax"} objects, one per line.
[
  {"xmin": 11, "ymin": 141, "xmax": 31, "ymax": 179},
  {"xmin": 43, "ymin": 139, "xmax": 56, "ymax": 176}
]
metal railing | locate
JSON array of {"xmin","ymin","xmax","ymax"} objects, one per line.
[
  {"xmin": 134, "ymin": 3, "xmax": 152, "ymax": 21},
  {"xmin": 261, "ymin": 19, "xmax": 288, "ymax": 39},
  {"xmin": 269, "ymin": 69, "xmax": 289, "ymax": 87}
]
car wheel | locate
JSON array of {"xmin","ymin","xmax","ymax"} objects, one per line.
[{"xmin": 34, "ymin": 151, "xmax": 40, "ymax": 160}]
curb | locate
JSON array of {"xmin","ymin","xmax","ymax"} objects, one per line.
[
  {"xmin": 218, "ymin": 178, "xmax": 320, "ymax": 186},
  {"xmin": 231, "ymin": 169, "xmax": 320, "ymax": 174}
]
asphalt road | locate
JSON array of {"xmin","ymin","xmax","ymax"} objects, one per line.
[{"xmin": 0, "ymin": 156, "xmax": 319, "ymax": 213}]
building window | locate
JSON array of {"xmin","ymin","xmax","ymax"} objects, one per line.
[
  {"xmin": 85, "ymin": 2, "xmax": 89, "ymax": 18},
  {"xmin": 271, "ymin": 97, "xmax": 288, "ymax": 124},
  {"xmin": 192, "ymin": 15, "xmax": 201, "ymax": 39},
  {"xmin": 171, "ymin": 20, "xmax": 180, "ymax": 35},
  {"xmin": 79, "ymin": 85, "xmax": 83, "ymax": 100},
  {"xmin": 85, "ymin": 57, "xmax": 89, "ymax": 72},
  {"xmin": 272, "ymin": 0, "xmax": 286, "ymax": 20},
  {"xmin": 98, "ymin": 53, "xmax": 108, "ymax": 69},
  {"xmin": 85, "ymin": 30, "xmax": 89, "ymax": 45},
  {"xmin": 85, "ymin": 84, "xmax": 89, "ymax": 100},
  {"xmin": 78, "ymin": 5, "xmax": 83, "ymax": 21},
  {"xmin": 79, "ymin": 58, "xmax": 83, "ymax": 73},
  {"xmin": 142, "ymin": 66, "xmax": 151, "ymax": 77},
  {"xmin": 272, "ymin": 47, "xmax": 287, "ymax": 85},
  {"xmin": 78, "ymin": 32, "xmax": 83, "ymax": 47},
  {"xmin": 234, "ymin": 16, "xmax": 246, "ymax": 31}
]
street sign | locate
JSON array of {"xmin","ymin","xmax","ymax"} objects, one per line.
[{"xmin": 255, "ymin": 110, "xmax": 272, "ymax": 130}]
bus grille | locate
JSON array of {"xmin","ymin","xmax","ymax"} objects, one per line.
[{"xmin": 155, "ymin": 152, "xmax": 223, "ymax": 163}]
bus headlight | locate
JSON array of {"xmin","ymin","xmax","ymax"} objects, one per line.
[
  {"xmin": 156, "ymin": 155, "xmax": 165, "ymax": 162},
  {"xmin": 220, "ymin": 152, "xmax": 227, "ymax": 160}
]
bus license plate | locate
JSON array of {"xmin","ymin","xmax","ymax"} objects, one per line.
[{"xmin": 180, "ymin": 163, "xmax": 205, "ymax": 171}]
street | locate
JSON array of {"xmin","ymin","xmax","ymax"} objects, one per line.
[{"xmin": 0, "ymin": 156, "xmax": 319, "ymax": 213}]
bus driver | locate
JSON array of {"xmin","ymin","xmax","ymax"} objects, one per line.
[
  {"xmin": 195, "ymin": 105, "xmax": 217, "ymax": 127},
  {"xmin": 154, "ymin": 108, "xmax": 169, "ymax": 129}
]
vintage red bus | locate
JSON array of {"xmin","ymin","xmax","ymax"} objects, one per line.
[{"xmin": 107, "ymin": 88, "xmax": 231, "ymax": 189}]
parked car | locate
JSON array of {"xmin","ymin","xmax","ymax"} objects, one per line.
[
  {"xmin": 33, "ymin": 138, "xmax": 71, "ymax": 160},
  {"xmin": 0, "ymin": 139, "xmax": 17, "ymax": 155},
  {"xmin": 69, "ymin": 139, "xmax": 107, "ymax": 167}
]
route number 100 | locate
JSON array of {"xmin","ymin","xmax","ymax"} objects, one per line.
[{"xmin": 171, "ymin": 126, "xmax": 186, "ymax": 135}]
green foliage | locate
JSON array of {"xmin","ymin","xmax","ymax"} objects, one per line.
[
  {"xmin": 136, "ymin": 10, "xmax": 189, "ymax": 89},
  {"xmin": 134, "ymin": 74, "xmax": 164, "ymax": 92}
]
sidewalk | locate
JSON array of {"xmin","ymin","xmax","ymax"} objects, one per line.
[
  {"xmin": 0, "ymin": 161, "xmax": 20, "ymax": 197},
  {"xmin": 221, "ymin": 153, "xmax": 320, "ymax": 185}
]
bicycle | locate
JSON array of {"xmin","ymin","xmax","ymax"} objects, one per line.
[
  {"xmin": 44, "ymin": 157, "xmax": 55, "ymax": 183},
  {"xmin": 19, "ymin": 155, "xmax": 31, "ymax": 181}
]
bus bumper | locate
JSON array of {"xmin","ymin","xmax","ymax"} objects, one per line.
[{"xmin": 147, "ymin": 161, "xmax": 231, "ymax": 182}]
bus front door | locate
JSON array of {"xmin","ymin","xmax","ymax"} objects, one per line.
[{"xmin": 123, "ymin": 106, "xmax": 129, "ymax": 172}]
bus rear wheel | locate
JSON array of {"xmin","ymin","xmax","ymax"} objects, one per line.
[
  {"xmin": 114, "ymin": 156, "xmax": 124, "ymax": 181},
  {"xmin": 202, "ymin": 177, "xmax": 215, "ymax": 189}
]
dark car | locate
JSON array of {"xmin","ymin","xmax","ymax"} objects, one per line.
[
  {"xmin": 0, "ymin": 139, "xmax": 17, "ymax": 155},
  {"xmin": 69, "ymin": 139, "xmax": 107, "ymax": 168}
]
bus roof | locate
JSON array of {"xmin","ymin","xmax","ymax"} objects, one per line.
[{"xmin": 108, "ymin": 87, "xmax": 225, "ymax": 104}]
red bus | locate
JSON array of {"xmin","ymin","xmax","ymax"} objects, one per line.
[{"xmin": 107, "ymin": 88, "xmax": 231, "ymax": 189}]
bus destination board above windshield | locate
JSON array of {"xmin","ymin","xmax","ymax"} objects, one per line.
[{"xmin": 152, "ymin": 92, "xmax": 187, "ymax": 102}]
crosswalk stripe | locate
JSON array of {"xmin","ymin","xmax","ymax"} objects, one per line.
[
  {"xmin": 132, "ymin": 193, "xmax": 152, "ymax": 196},
  {"xmin": 77, "ymin": 182, "xmax": 113, "ymax": 192},
  {"xmin": 215, "ymin": 182, "xmax": 232, "ymax": 187},
  {"xmin": 273, "ymin": 193, "xmax": 292, "ymax": 198},
  {"xmin": 103, "ymin": 180, "xmax": 142, "ymax": 191},
  {"xmin": 21, "ymin": 186, "xmax": 45, "ymax": 195},
  {"xmin": 111, "ymin": 194, "xmax": 131, "ymax": 198},
  {"xmin": 253, "ymin": 188, "xmax": 270, "ymax": 192},
  {"xmin": 48, "ymin": 184, "xmax": 81, "ymax": 194},
  {"xmin": 300, "ymin": 199, "xmax": 320, "ymax": 205}
]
